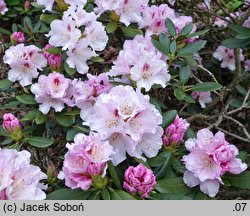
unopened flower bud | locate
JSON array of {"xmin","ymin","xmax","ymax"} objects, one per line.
[
  {"xmin": 10, "ymin": 32, "xmax": 25, "ymax": 44},
  {"xmin": 2, "ymin": 113, "xmax": 22, "ymax": 141}
]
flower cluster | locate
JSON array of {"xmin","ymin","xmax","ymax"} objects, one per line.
[
  {"xmin": 162, "ymin": 115, "xmax": 189, "ymax": 148},
  {"xmin": 0, "ymin": 148, "xmax": 47, "ymax": 200},
  {"xmin": 58, "ymin": 133, "xmax": 114, "ymax": 190},
  {"xmin": 31, "ymin": 72, "xmax": 71, "ymax": 114},
  {"xmin": 213, "ymin": 46, "xmax": 244, "ymax": 71},
  {"xmin": 86, "ymin": 85, "xmax": 163, "ymax": 165},
  {"xmin": 46, "ymin": 5, "xmax": 107, "ymax": 74},
  {"xmin": 3, "ymin": 44, "xmax": 47, "ymax": 87},
  {"xmin": 42, "ymin": 44, "xmax": 62, "ymax": 71},
  {"xmin": 94, "ymin": 0, "xmax": 148, "ymax": 26},
  {"xmin": 123, "ymin": 164, "xmax": 156, "ymax": 198},
  {"xmin": 68, "ymin": 73, "xmax": 112, "ymax": 121},
  {"xmin": 191, "ymin": 92, "xmax": 212, "ymax": 108},
  {"xmin": 109, "ymin": 35, "xmax": 170, "ymax": 92},
  {"xmin": 183, "ymin": 128, "xmax": 247, "ymax": 197},
  {"xmin": 139, "ymin": 4, "xmax": 196, "ymax": 36},
  {"xmin": 0, "ymin": 0, "xmax": 7, "ymax": 15}
]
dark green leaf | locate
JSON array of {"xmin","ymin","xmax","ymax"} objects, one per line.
[
  {"xmin": 191, "ymin": 82, "xmax": 223, "ymax": 92},
  {"xmin": 180, "ymin": 22, "xmax": 193, "ymax": 35},
  {"xmin": 180, "ymin": 64, "xmax": 191, "ymax": 84},
  {"xmin": 222, "ymin": 38, "xmax": 250, "ymax": 48},
  {"xmin": 16, "ymin": 94, "xmax": 37, "ymax": 105},
  {"xmin": 238, "ymin": 151, "xmax": 248, "ymax": 162},
  {"xmin": 35, "ymin": 112, "xmax": 48, "ymax": 125},
  {"xmin": 194, "ymin": 191, "xmax": 213, "ymax": 200},
  {"xmin": 64, "ymin": 62, "xmax": 76, "ymax": 76},
  {"xmin": 27, "ymin": 136, "xmax": 54, "ymax": 148},
  {"xmin": 159, "ymin": 33, "xmax": 170, "ymax": 52},
  {"xmin": 170, "ymin": 40, "xmax": 177, "ymax": 54},
  {"xmin": 155, "ymin": 177, "xmax": 191, "ymax": 194},
  {"xmin": 184, "ymin": 128, "xmax": 195, "ymax": 140},
  {"xmin": 0, "ymin": 79, "xmax": 11, "ymax": 90},
  {"xmin": 165, "ymin": 18, "xmax": 176, "ymax": 37},
  {"xmin": 162, "ymin": 110, "xmax": 177, "ymax": 128},
  {"xmin": 174, "ymin": 88, "xmax": 186, "ymax": 100},
  {"xmin": 21, "ymin": 110, "xmax": 39, "ymax": 121},
  {"xmin": 46, "ymin": 188, "xmax": 93, "ymax": 200},
  {"xmin": 106, "ymin": 22, "xmax": 118, "ymax": 34},
  {"xmin": 0, "ymin": 101, "xmax": 21, "ymax": 109},
  {"xmin": 172, "ymin": 156, "xmax": 186, "ymax": 174},
  {"xmin": 44, "ymin": 47, "xmax": 61, "ymax": 54},
  {"xmin": 73, "ymin": 126, "xmax": 90, "ymax": 133},
  {"xmin": 222, "ymin": 171, "xmax": 250, "ymax": 190},
  {"xmin": 177, "ymin": 40, "xmax": 207, "ymax": 57},
  {"xmin": 40, "ymin": 14, "xmax": 59, "ymax": 25},
  {"xmin": 151, "ymin": 38, "xmax": 168, "ymax": 56},
  {"xmin": 23, "ymin": 16, "xmax": 33, "ymax": 33},
  {"xmin": 120, "ymin": 27, "xmax": 143, "ymax": 38},
  {"xmin": 0, "ymin": 27, "xmax": 11, "ymax": 35},
  {"xmin": 155, "ymin": 152, "xmax": 173, "ymax": 179},
  {"xmin": 0, "ymin": 125, "xmax": 10, "ymax": 137},
  {"xmin": 102, "ymin": 188, "xmax": 110, "ymax": 200},
  {"xmin": 109, "ymin": 189, "xmax": 136, "ymax": 200},
  {"xmin": 1, "ymin": 138, "xmax": 13, "ymax": 146},
  {"xmin": 66, "ymin": 129, "xmax": 78, "ymax": 141},
  {"xmin": 56, "ymin": 113, "xmax": 75, "ymax": 127},
  {"xmin": 108, "ymin": 161, "xmax": 122, "ymax": 190},
  {"xmin": 187, "ymin": 29, "xmax": 210, "ymax": 38}
]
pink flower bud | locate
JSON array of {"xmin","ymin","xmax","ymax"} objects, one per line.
[
  {"xmin": 162, "ymin": 115, "xmax": 189, "ymax": 147},
  {"xmin": 2, "ymin": 113, "xmax": 22, "ymax": 134},
  {"xmin": 10, "ymin": 32, "xmax": 25, "ymax": 44},
  {"xmin": 43, "ymin": 44, "xmax": 62, "ymax": 71},
  {"xmin": 24, "ymin": 0, "xmax": 30, "ymax": 11},
  {"xmin": 47, "ymin": 163, "xmax": 58, "ymax": 183},
  {"xmin": 123, "ymin": 164, "xmax": 156, "ymax": 198}
]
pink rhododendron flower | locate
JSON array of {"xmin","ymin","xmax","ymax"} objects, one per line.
[
  {"xmin": 198, "ymin": 0, "xmax": 211, "ymax": 10},
  {"xmin": 183, "ymin": 128, "xmax": 247, "ymax": 197},
  {"xmin": 0, "ymin": 0, "xmax": 8, "ymax": 15},
  {"xmin": 10, "ymin": 32, "xmax": 25, "ymax": 44},
  {"xmin": 84, "ymin": 21, "xmax": 108, "ymax": 51},
  {"xmin": 243, "ymin": 17, "xmax": 250, "ymax": 28},
  {"xmin": 37, "ymin": 0, "xmax": 55, "ymax": 11},
  {"xmin": 214, "ymin": 17, "xmax": 228, "ymax": 28},
  {"xmin": 47, "ymin": 17, "xmax": 81, "ymax": 50},
  {"xmin": 192, "ymin": 92, "xmax": 212, "ymax": 108},
  {"xmin": 245, "ymin": 60, "xmax": 250, "ymax": 71},
  {"xmin": 43, "ymin": 44, "xmax": 62, "ymax": 71},
  {"xmin": 94, "ymin": 0, "xmax": 148, "ymax": 26},
  {"xmin": 58, "ymin": 133, "xmax": 114, "ymax": 190},
  {"xmin": 66, "ymin": 73, "xmax": 112, "ymax": 120},
  {"xmin": 162, "ymin": 115, "xmax": 190, "ymax": 147},
  {"xmin": 123, "ymin": 164, "xmax": 156, "ymax": 198},
  {"xmin": 86, "ymin": 85, "xmax": 163, "ymax": 165},
  {"xmin": 213, "ymin": 46, "xmax": 244, "ymax": 71},
  {"xmin": 31, "ymin": 72, "xmax": 71, "ymax": 114},
  {"xmin": 66, "ymin": 39, "xmax": 97, "ymax": 74},
  {"xmin": 64, "ymin": 0, "xmax": 87, "ymax": 7},
  {"xmin": 2, "ymin": 113, "xmax": 22, "ymax": 134},
  {"xmin": 109, "ymin": 35, "xmax": 170, "ymax": 92},
  {"xmin": 0, "ymin": 148, "xmax": 47, "ymax": 200},
  {"xmin": 3, "ymin": 44, "xmax": 47, "ymax": 87}
]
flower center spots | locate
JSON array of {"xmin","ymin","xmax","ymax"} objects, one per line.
[
  {"xmin": 53, "ymin": 78, "xmax": 60, "ymax": 86},
  {"xmin": 204, "ymin": 155, "xmax": 214, "ymax": 168},
  {"xmin": 142, "ymin": 63, "xmax": 152, "ymax": 78}
]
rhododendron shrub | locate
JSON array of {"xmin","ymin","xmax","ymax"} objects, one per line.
[{"xmin": 0, "ymin": 0, "xmax": 250, "ymax": 200}]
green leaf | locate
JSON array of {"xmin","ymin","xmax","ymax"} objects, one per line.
[
  {"xmin": 0, "ymin": 79, "xmax": 11, "ymax": 90},
  {"xmin": 27, "ymin": 136, "xmax": 54, "ymax": 148},
  {"xmin": 0, "ymin": 27, "xmax": 11, "ymax": 35},
  {"xmin": 108, "ymin": 161, "xmax": 122, "ymax": 190},
  {"xmin": 162, "ymin": 110, "xmax": 177, "ymax": 128},
  {"xmin": 180, "ymin": 64, "xmax": 191, "ymax": 84},
  {"xmin": 35, "ymin": 112, "xmax": 48, "ymax": 124},
  {"xmin": 172, "ymin": 156, "xmax": 186, "ymax": 174},
  {"xmin": 88, "ymin": 191, "xmax": 101, "ymax": 200},
  {"xmin": 56, "ymin": 113, "xmax": 75, "ymax": 127},
  {"xmin": 120, "ymin": 26, "xmax": 143, "ymax": 38},
  {"xmin": 165, "ymin": 18, "xmax": 176, "ymax": 37},
  {"xmin": 12, "ymin": 23, "xmax": 18, "ymax": 32},
  {"xmin": 66, "ymin": 129, "xmax": 78, "ymax": 141},
  {"xmin": 177, "ymin": 40, "xmax": 207, "ymax": 57},
  {"xmin": 64, "ymin": 62, "xmax": 76, "ymax": 76},
  {"xmin": 184, "ymin": 128, "xmax": 195, "ymax": 140},
  {"xmin": 155, "ymin": 177, "xmax": 191, "ymax": 194},
  {"xmin": 33, "ymin": 21, "xmax": 42, "ymax": 33},
  {"xmin": 150, "ymin": 193, "xmax": 192, "ymax": 200},
  {"xmin": 238, "ymin": 151, "xmax": 248, "ymax": 162},
  {"xmin": 147, "ymin": 155, "xmax": 165, "ymax": 167},
  {"xmin": 180, "ymin": 22, "xmax": 193, "ymax": 35},
  {"xmin": 155, "ymin": 152, "xmax": 173, "ymax": 179},
  {"xmin": 150, "ymin": 97, "xmax": 162, "ymax": 114},
  {"xmin": 102, "ymin": 188, "xmax": 110, "ymax": 200},
  {"xmin": 194, "ymin": 191, "xmax": 213, "ymax": 200},
  {"xmin": 23, "ymin": 16, "xmax": 33, "ymax": 33},
  {"xmin": 46, "ymin": 188, "xmax": 93, "ymax": 200},
  {"xmin": 187, "ymin": 29, "xmax": 210, "ymax": 38},
  {"xmin": 0, "ymin": 125, "xmax": 10, "ymax": 137},
  {"xmin": 44, "ymin": 47, "xmax": 61, "ymax": 54},
  {"xmin": 174, "ymin": 88, "xmax": 186, "ymax": 100},
  {"xmin": 40, "ymin": 14, "xmax": 59, "ymax": 25},
  {"xmin": 223, "ymin": 171, "xmax": 250, "ymax": 190},
  {"xmin": 1, "ymin": 138, "xmax": 14, "ymax": 146},
  {"xmin": 191, "ymin": 82, "xmax": 223, "ymax": 92},
  {"xmin": 73, "ymin": 126, "xmax": 90, "ymax": 134},
  {"xmin": 0, "ymin": 101, "xmax": 21, "ymax": 109},
  {"xmin": 16, "ymin": 94, "xmax": 37, "ymax": 105},
  {"xmin": 228, "ymin": 24, "xmax": 250, "ymax": 38},
  {"xmin": 222, "ymin": 38, "xmax": 250, "ymax": 48},
  {"xmin": 106, "ymin": 22, "xmax": 118, "ymax": 34},
  {"xmin": 91, "ymin": 56, "xmax": 105, "ymax": 63},
  {"xmin": 109, "ymin": 189, "xmax": 136, "ymax": 200},
  {"xmin": 170, "ymin": 40, "xmax": 177, "ymax": 54},
  {"xmin": 21, "ymin": 110, "xmax": 39, "ymax": 122},
  {"xmin": 159, "ymin": 33, "xmax": 170, "ymax": 52},
  {"xmin": 151, "ymin": 38, "xmax": 168, "ymax": 56}
]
